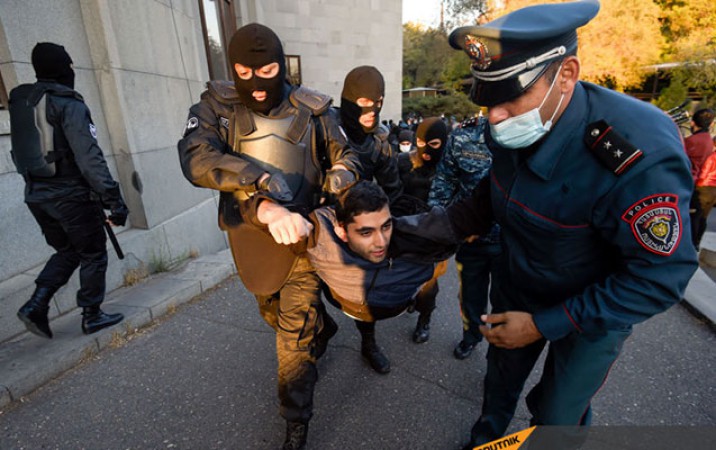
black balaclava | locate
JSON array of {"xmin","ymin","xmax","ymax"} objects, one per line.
[
  {"xmin": 340, "ymin": 66, "xmax": 385, "ymax": 143},
  {"xmin": 416, "ymin": 117, "xmax": 448, "ymax": 169},
  {"xmin": 228, "ymin": 23, "xmax": 286, "ymax": 114},
  {"xmin": 32, "ymin": 42, "xmax": 75, "ymax": 89}
]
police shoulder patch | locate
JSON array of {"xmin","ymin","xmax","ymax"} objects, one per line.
[
  {"xmin": 183, "ymin": 116, "xmax": 199, "ymax": 137},
  {"xmin": 584, "ymin": 120, "xmax": 643, "ymax": 175},
  {"xmin": 621, "ymin": 193, "xmax": 681, "ymax": 256}
]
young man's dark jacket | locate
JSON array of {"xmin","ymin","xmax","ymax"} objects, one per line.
[
  {"xmin": 177, "ymin": 80, "xmax": 360, "ymax": 294},
  {"xmin": 20, "ymin": 81, "xmax": 124, "ymax": 208}
]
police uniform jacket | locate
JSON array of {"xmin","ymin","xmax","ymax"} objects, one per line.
[
  {"xmin": 428, "ymin": 116, "xmax": 500, "ymax": 243},
  {"xmin": 22, "ymin": 82, "xmax": 123, "ymax": 208},
  {"xmin": 445, "ymin": 81, "xmax": 699, "ymax": 341}
]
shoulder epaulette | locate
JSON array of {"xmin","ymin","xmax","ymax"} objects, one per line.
[
  {"xmin": 289, "ymin": 86, "xmax": 331, "ymax": 115},
  {"xmin": 584, "ymin": 120, "xmax": 643, "ymax": 175},
  {"xmin": 206, "ymin": 80, "xmax": 241, "ymax": 104}
]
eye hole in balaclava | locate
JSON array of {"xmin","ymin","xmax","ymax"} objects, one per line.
[
  {"xmin": 340, "ymin": 66, "xmax": 385, "ymax": 143},
  {"xmin": 32, "ymin": 42, "xmax": 75, "ymax": 89},
  {"xmin": 416, "ymin": 118, "xmax": 448, "ymax": 168},
  {"xmin": 228, "ymin": 23, "xmax": 287, "ymax": 114}
]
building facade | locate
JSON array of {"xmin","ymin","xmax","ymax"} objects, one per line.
[{"xmin": 0, "ymin": 0, "xmax": 403, "ymax": 343}]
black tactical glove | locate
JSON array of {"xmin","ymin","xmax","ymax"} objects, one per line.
[
  {"xmin": 325, "ymin": 168, "xmax": 356, "ymax": 194},
  {"xmin": 108, "ymin": 202, "xmax": 129, "ymax": 227},
  {"xmin": 257, "ymin": 172, "xmax": 293, "ymax": 203}
]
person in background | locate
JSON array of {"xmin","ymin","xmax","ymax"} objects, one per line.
[
  {"xmin": 693, "ymin": 137, "xmax": 716, "ymax": 248},
  {"xmin": 428, "ymin": 115, "xmax": 502, "ymax": 360},
  {"xmin": 332, "ymin": 65, "xmax": 402, "ymax": 374},
  {"xmin": 396, "ymin": 118, "xmax": 449, "ymax": 344},
  {"xmin": 684, "ymin": 108, "xmax": 715, "ymax": 249},
  {"xmin": 13, "ymin": 42, "xmax": 127, "ymax": 339}
]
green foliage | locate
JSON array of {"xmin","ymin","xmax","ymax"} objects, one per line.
[
  {"xmin": 402, "ymin": 92, "xmax": 481, "ymax": 120},
  {"xmin": 653, "ymin": 73, "xmax": 690, "ymax": 110}
]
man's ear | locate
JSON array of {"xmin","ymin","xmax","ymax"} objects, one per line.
[
  {"xmin": 334, "ymin": 224, "xmax": 348, "ymax": 243},
  {"xmin": 559, "ymin": 56, "xmax": 580, "ymax": 93}
]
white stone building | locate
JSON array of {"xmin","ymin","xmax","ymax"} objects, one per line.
[{"xmin": 0, "ymin": 0, "xmax": 403, "ymax": 343}]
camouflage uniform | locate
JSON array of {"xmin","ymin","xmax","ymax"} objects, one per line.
[{"xmin": 428, "ymin": 116, "xmax": 501, "ymax": 350}]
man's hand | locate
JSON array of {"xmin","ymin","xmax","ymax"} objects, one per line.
[
  {"xmin": 325, "ymin": 164, "xmax": 356, "ymax": 194},
  {"xmin": 257, "ymin": 200, "xmax": 313, "ymax": 245},
  {"xmin": 107, "ymin": 203, "xmax": 129, "ymax": 227},
  {"xmin": 257, "ymin": 172, "xmax": 293, "ymax": 202},
  {"xmin": 479, "ymin": 311, "xmax": 543, "ymax": 349}
]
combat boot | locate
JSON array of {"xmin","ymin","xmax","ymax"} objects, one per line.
[
  {"xmin": 360, "ymin": 333, "xmax": 391, "ymax": 374},
  {"xmin": 412, "ymin": 312, "xmax": 431, "ymax": 344},
  {"xmin": 17, "ymin": 286, "xmax": 56, "ymax": 339},
  {"xmin": 281, "ymin": 421, "xmax": 308, "ymax": 450},
  {"xmin": 81, "ymin": 306, "xmax": 124, "ymax": 335}
]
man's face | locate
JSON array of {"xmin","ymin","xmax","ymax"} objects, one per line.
[
  {"xmin": 234, "ymin": 62, "xmax": 281, "ymax": 104},
  {"xmin": 337, "ymin": 205, "xmax": 393, "ymax": 264},
  {"xmin": 356, "ymin": 96, "xmax": 383, "ymax": 129}
]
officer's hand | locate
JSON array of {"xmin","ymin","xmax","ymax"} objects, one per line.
[
  {"xmin": 325, "ymin": 166, "xmax": 356, "ymax": 194},
  {"xmin": 108, "ymin": 204, "xmax": 129, "ymax": 227},
  {"xmin": 257, "ymin": 200, "xmax": 313, "ymax": 245},
  {"xmin": 479, "ymin": 312, "xmax": 542, "ymax": 349},
  {"xmin": 258, "ymin": 172, "xmax": 293, "ymax": 203}
]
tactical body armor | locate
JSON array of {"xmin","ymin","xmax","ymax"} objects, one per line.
[{"xmin": 189, "ymin": 81, "xmax": 335, "ymax": 294}]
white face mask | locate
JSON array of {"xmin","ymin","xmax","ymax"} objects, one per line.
[
  {"xmin": 399, "ymin": 143, "xmax": 412, "ymax": 153},
  {"xmin": 490, "ymin": 64, "xmax": 565, "ymax": 149}
]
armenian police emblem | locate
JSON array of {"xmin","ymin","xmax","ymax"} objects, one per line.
[{"xmin": 622, "ymin": 194, "xmax": 681, "ymax": 256}]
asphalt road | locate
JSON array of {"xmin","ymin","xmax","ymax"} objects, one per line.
[{"xmin": 1, "ymin": 261, "xmax": 714, "ymax": 450}]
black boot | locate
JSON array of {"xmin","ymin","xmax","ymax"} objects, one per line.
[
  {"xmin": 313, "ymin": 313, "xmax": 338, "ymax": 359},
  {"xmin": 412, "ymin": 312, "xmax": 431, "ymax": 344},
  {"xmin": 281, "ymin": 421, "xmax": 308, "ymax": 450},
  {"xmin": 81, "ymin": 306, "xmax": 124, "ymax": 335},
  {"xmin": 17, "ymin": 286, "xmax": 56, "ymax": 339},
  {"xmin": 360, "ymin": 331, "xmax": 390, "ymax": 374}
]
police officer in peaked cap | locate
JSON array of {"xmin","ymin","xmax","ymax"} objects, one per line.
[{"xmin": 441, "ymin": 1, "xmax": 697, "ymax": 447}]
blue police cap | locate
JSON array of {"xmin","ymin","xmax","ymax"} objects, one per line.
[{"xmin": 449, "ymin": 0, "xmax": 600, "ymax": 106}]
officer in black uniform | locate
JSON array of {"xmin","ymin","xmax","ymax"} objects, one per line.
[
  {"xmin": 443, "ymin": 1, "xmax": 698, "ymax": 447},
  {"xmin": 177, "ymin": 24, "xmax": 359, "ymax": 450},
  {"xmin": 14, "ymin": 43, "xmax": 127, "ymax": 339},
  {"xmin": 332, "ymin": 65, "xmax": 402, "ymax": 374},
  {"xmin": 396, "ymin": 117, "xmax": 448, "ymax": 343}
]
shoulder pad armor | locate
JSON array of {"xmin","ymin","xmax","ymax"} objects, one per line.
[
  {"xmin": 290, "ymin": 86, "xmax": 332, "ymax": 115},
  {"xmin": 207, "ymin": 80, "xmax": 241, "ymax": 105},
  {"xmin": 584, "ymin": 120, "xmax": 643, "ymax": 176}
]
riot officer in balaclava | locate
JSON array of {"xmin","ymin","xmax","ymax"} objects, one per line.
[
  {"xmin": 178, "ymin": 23, "xmax": 360, "ymax": 450},
  {"xmin": 330, "ymin": 66, "xmax": 401, "ymax": 375},
  {"xmin": 13, "ymin": 42, "xmax": 127, "ymax": 339},
  {"xmin": 396, "ymin": 117, "xmax": 449, "ymax": 343}
]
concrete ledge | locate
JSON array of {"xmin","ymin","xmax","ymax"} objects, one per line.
[
  {"xmin": 683, "ymin": 268, "xmax": 716, "ymax": 324},
  {"xmin": 0, "ymin": 250, "xmax": 235, "ymax": 409}
]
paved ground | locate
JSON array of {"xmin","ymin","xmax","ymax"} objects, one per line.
[{"xmin": 1, "ymin": 260, "xmax": 714, "ymax": 450}]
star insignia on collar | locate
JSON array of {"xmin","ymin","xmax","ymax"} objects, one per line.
[
  {"xmin": 604, "ymin": 141, "xmax": 612, "ymax": 149},
  {"xmin": 614, "ymin": 149, "xmax": 623, "ymax": 158}
]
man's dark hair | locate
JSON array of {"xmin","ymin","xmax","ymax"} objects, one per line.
[
  {"xmin": 693, "ymin": 108, "xmax": 715, "ymax": 130},
  {"xmin": 335, "ymin": 181, "xmax": 389, "ymax": 225}
]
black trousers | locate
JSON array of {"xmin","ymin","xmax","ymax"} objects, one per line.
[{"xmin": 27, "ymin": 195, "xmax": 108, "ymax": 307}]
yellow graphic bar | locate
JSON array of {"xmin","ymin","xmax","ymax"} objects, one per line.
[{"xmin": 470, "ymin": 426, "xmax": 536, "ymax": 450}]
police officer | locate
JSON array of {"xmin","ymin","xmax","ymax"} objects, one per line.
[
  {"xmin": 428, "ymin": 116, "xmax": 502, "ymax": 360},
  {"xmin": 332, "ymin": 65, "xmax": 402, "ymax": 374},
  {"xmin": 14, "ymin": 42, "xmax": 127, "ymax": 339},
  {"xmin": 396, "ymin": 117, "xmax": 448, "ymax": 343},
  {"xmin": 443, "ymin": 1, "xmax": 698, "ymax": 447},
  {"xmin": 177, "ymin": 24, "xmax": 359, "ymax": 450}
]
